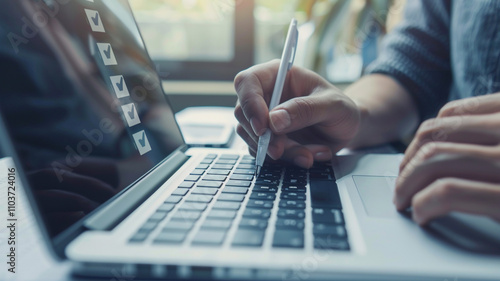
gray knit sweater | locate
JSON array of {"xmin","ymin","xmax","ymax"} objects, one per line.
[{"xmin": 367, "ymin": 0, "xmax": 500, "ymax": 121}]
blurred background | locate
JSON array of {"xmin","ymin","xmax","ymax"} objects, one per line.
[{"xmin": 129, "ymin": 0, "xmax": 406, "ymax": 111}]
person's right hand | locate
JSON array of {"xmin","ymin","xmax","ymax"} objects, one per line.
[{"xmin": 234, "ymin": 60, "xmax": 361, "ymax": 168}]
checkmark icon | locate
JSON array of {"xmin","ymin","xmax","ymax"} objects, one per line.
[
  {"xmin": 97, "ymin": 43, "xmax": 117, "ymax": 65},
  {"xmin": 116, "ymin": 76, "xmax": 124, "ymax": 91},
  {"xmin": 132, "ymin": 130, "xmax": 151, "ymax": 155},
  {"xmin": 110, "ymin": 75, "xmax": 129, "ymax": 98},
  {"xmin": 121, "ymin": 103, "xmax": 141, "ymax": 127},
  {"xmin": 85, "ymin": 9, "xmax": 105, "ymax": 32},
  {"xmin": 138, "ymin": 131, "xmax": 146, "ymax": 147},
  {"xmin": 91, "ymin": 12, "xmax": 99, "ymax": 25}
]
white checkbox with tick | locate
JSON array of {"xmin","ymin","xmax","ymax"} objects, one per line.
[
  {"xmin": 121, "ymin": 103, "xmax": 141, "ymax": 127},
  {"xmin": 85, "ymin": 9, "xmax": 105, "ymax": 33},
  {"xmin": 97, "ymin": 43, "xmax": 117, "ymax": 65},
  {"xmin": 132, "ymin": 130, "xmax": 151, "ymax": 155},
  {"xmin": 109, "ymin": 75, "xmax": 129, "ymax": 98}
]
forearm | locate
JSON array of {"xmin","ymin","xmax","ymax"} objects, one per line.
[{"xmin": 345, "ymin": 74, "xmax": 419, "ymax": 148}]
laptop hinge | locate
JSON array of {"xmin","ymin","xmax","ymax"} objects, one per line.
[{"xmin": 83, "ymin": 150, "xmax": 188, "ymax": 231}]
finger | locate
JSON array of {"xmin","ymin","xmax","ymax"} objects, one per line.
[
  {"xmin": 438, "ymin": 93, "xmax": 500, "ymax": 118},
  {"xmin": 399, "ymin": 115, "xmax": 500, "ymax": 172},
  {"xmin": 28, "ymin": 169, "xmax": 116, "ymax": 202},
  {"xmin": 236, "ymin": 124, "xmax": 257, "ymax": 151},
  {"xmin": 269, "ymin": 91, "xmax": 358, "ymax": 141},
  {"xmin": 395, "ymin": 153, "xmax": 500, "ymax": 210},
  {"xmin": 234, "ymin": 60, "xmax": 280, "ymax": 136},
  {"xmin": 235, "ymin": 104, "xmax": 259, "ymax": 144},
  {"xmin": 412, "ymin": 178, "xmax": 500, "ymax": 225},
  {"xmin": 281, "ymin": 144, "xmax": 315, "ymax": 169}
]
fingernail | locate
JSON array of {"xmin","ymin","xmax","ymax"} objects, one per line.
[
  {"xmin": 250, "ymin": 118, "xmax": 265, "ymax": 136},
  {"xmin": 315, "ymin": 151, "xmax": 332, "ymax": 161},
  {"xmin": 294, "ymin": 156, "xmax": 310, "ymax": 168},
  {"xmin": 270, "ymin": 109, "xmax": 291, "ymax": 133}
]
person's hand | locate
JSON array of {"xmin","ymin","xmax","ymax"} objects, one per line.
[
  {"xmin": 396, "ymin": 93, "xmax": 500, "ymax": 225},
  {"xmin": 234, "ymin": 60, "xmax": 361, "ymax": 168}
]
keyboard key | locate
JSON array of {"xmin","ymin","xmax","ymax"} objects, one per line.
[
  {"xmin": 178, "ymin": 181, "xmax": 194, "ymax": 188},
  {"xmin": 200, "ymin": 159, "xmax": 213, "ymax": 164},
  {"xmin": 196, "ymin": 164, "xmax": 210, "ymax": 169},
  {"xmin": 212, "ymin": 164, "xmax": 234, "ymax": 170},
  {"xmin": 201, "ymin": 219, "xmax": 233, "ymax": 230},
  {"xmin": 185, "ymin": 194, "xmax": 213, "ymax": 203},
  {"xmin": 130, "ymin": 231, "xmax": 149, "ymax": 242},
  {"xmin": 219, "ymin": 154, "xmax": 240, "ymax": 160},
  {"xmin": 280, "ymin": 193, "xmax": 306, "ymax": 200},
  {"xmin": 217, "ymin": 193, "xmax": 245, "ymax": 202},
  {"xmin": 179, "ymin": 202, "xmax": 208, "ymax": 211},
  {"xmin": 250, "ymin": 192, "xmax": 276, "ymax": 201},
  {"xmin": 213, "ymin": 201, "xmax": 241, "ymax": 210},
  {"xmin": 237, "ymin": 164, "xmax": 255, "ymax": 170},
  {"xmin": 232, "ymin": 229, "xmax": 265, "ymax": 247},
  {"xmin": 314, "ymin": 236, "xmax": 350, "ymax": 250},
  {"xmin": 205, "ymin": 154, "xmax": 218, "ymax": 159},
  {"xmin": 239, "ymin": 159, "xmax": 255, "ymax": 164},
  {"xmin": 153, "ymin": 231, "xmax": 188, "ymax": 244},
  {"xmin": 157, "ymin": 203, "xmax": 176, "ymax": 212},
  {"xmin": 138, "ymin": 221, "xmax": 158, "ymax": 233},
  {"xmin": 203, "ymin": 175, "xmax": 226, "ymax": 181},
  {"xmin": 282, "ymin": 187, "xmax": 306, "ymax": 194},
  {"xmin": 247, "ymin": 199, "xmax": 274, "ymax": 209},
  {"xmin": 233, "ymin": 169, "xmax": 254, "ymax": 175},
  {"xmin": 275, "ymin": 218, "xmax": 305, "ymax": 230},
  {"xmin": 191, "ymin": 169, "xmax": 205, "ymax": 175},
  {"xmin": 279, "ymin": 200, "xmax": 305, "ymax": 209},
  {"xmin": 255, "ymin": 179, "xmax": 280, "ymax": 185},
  {"xmin": 191, "ymin": 187, "xmax": 218, "ymax": 196},
  {"xmin": 207, "ymin": 209, "xmax": 237, "ymax": 220},
  {"xmin": 222, "ymin": 186, "xmax": 248, "ymax": 194},
  {"xmin": 312, "ymin": 208, "xmax": 344, "ymax": 224},
  {"xmin": 184, "ymin": 175, "xmax": 200, "ymax": 182},
  {"xmin": 192, "ymin": 230, "xmax": 227, "ymax": 245},
  {"xmin": 272, "ymin": 230, "xmax": 304, "ymax": 248},
  {"xmin": 313, "ymin": 224, "xmax": 347, "ymax": 238},
  {"xmin": 197, "ymin": 181, "xmax": 222, "ymax": 188},
  {"xmin": 310, "ymin": 180, "xmax": 342, "ymax": 209},
  {"xmin": 149, "ymin": 211, "xmax": 168, "ymax": 221},
  {"xmin": 253, "ymin": 185, "xmax": 278, "ymax": 193},
  {"xmin": 165, "ymin": 196, "xmax": 183, "ymax": 204},
  {"xmin": 208, "ymin": 169, "xmax": 231, "ymax": 175},
  {"xmin": 172, "ymin": 188, "xmax": 189, "ymax": 196},
  {"xmin": 216, "ymin": 159, "xmax": 237, "ymax": 165},
  {"xmin": 226, "ymin": 180, "xmax": 252, "ymax": 187},
  {"xmin": 162, "ymin": 220, "xmax": 195, "ymax": 232},
  {"xmin": 239, "ymin": 218, "xmax": 267, "ymax": 230},
  {"xmin": 277, "ymin": 209, "xmax": 305, "ymax": 219},
  {"xmin": 230, "ymin": 174, "xmax": 253, "ymax": 181},
  {"xmin": 171, "ymin": 210, "xmax": 202, "ymax": 221},
  {"xmin": 243, "ymin": 208, "xmax": 271, "ymax": 219}
]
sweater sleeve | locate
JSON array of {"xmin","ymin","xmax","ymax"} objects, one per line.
[{"xmin": 366, "ymin": 0, "xmax": 452, "ymax": 121}]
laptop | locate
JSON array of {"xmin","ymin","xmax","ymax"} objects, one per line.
[{"xmin": 0, "ymin": 1, "xmax": 499, "ymax": 280}]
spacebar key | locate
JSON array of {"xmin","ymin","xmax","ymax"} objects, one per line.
[{"xmin": 310, "ymin": 180, "xmax": 342, "ymax": 209}]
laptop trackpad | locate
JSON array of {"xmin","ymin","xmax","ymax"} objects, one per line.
[{"xmin": 353, "ymin": 176, "xmax": 397, "ymax": 218}]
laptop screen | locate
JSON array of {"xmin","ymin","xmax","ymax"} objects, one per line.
[{"xmin": 0, "ymin": 0, "xmax": 185, "ymax": 238}]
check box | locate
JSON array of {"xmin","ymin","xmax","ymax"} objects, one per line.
[
  {"xmin": 132, "ymin": 130, "xmax": 151, "ymax": 155},
  {"xmin": 121, "ymin": 103, "xmax": 141, "ymax": 127},
  {"xmin": 85, "ymin": 9, "xmax": 105, "ymax": 33},
  {"xmin": 97, "ymin": 43, "xmax": 117, "ymax": 66},
  {"xmin": 109, "ymin": 75, "xmax": 129, "ymax": 98}
]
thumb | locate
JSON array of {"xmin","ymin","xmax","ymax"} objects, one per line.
[{"xmin": 269, "ymin": 91, "xmax": 345, "ymax": 134}]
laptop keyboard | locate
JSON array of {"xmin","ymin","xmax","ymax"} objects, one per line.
[{"xmin": 129, "ymin": 154, "xmax": 350, "ymax": 251}]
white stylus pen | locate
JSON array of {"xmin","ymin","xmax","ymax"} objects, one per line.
[{"xmin": 255, "ymin": 18, "xmax": 298, "ymax": 177}]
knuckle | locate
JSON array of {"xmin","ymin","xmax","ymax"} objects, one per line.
[
  {"xmin": 290, "ymin": 97, "xmax": 316, "ymax": 121},
  {"xmin": 234, "ymin": 70, "xmax": 249, "ymax": 93},
  {"xmin": 438, "ymin": 101, "xmax": 460, "ymax": 117},
  {"xmin": 418, "ymin": 142, "xmax": 441, "ymax": 161},
  {"xmin": 434, "ymin": 178, "xmax": 457, "ymax": 203}
]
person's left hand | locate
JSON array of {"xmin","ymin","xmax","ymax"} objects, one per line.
[{"xmin": 395, "ymin": 93, "xmax": 500, "ymax": 225}]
